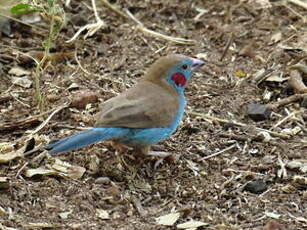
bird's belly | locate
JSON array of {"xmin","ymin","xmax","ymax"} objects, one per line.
[
  {"xmin": 118, "ymin": 127, "xmax": 173, "ymax": 146},
  {"xmin": 117, "ymin": 96, "xmax": 186, "ymax": 146}
]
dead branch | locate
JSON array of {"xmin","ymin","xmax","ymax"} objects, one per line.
[
  {"xmin": 0, "ymin": 104, "xmax": 68, "ymax": 132},
  {"xmin": 268, "ymin": 93, "xmax": 307, "ymax": 109},
  {"xmin": 288, "ymin": 0, "xmax": 307, "ymax": 10},
  {"xmin": 98, "ymin": 0, "xmax": 196, "ymax": 45},
  {"xmin": 188, "ymin": 111, "xmax": 290, "ymax": 139},
  {"xmin": 220, "ymin": 32, "xmax": 234, "ymax": 61},
  {"xmin": 99, "ymin": 0, "xmax": 129, "ymax": 19},
  {"xmin": 199, "ymin": 144, "xmax": 237, "ymax": 161}
]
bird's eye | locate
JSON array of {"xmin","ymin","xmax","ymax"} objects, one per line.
[{"xmin": 181, "ymin": 64, "xmax": 188, "ymax": 70}]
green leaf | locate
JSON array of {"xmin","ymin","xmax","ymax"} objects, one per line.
[
  {"xmin": 10, "ymin": 3, "xmax": 37, "ymax": 16},
  {"xmin": 47, "ymin": 0, "xmax": 54, "ymax": 8}
]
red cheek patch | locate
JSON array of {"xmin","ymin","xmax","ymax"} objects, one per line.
[{"xmin": 171, "ymin": 72, "xmax": 186, "ymax": 87}]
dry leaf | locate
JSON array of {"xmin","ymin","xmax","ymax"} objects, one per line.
[
  {"xmin": 59, "ymin": 211, "xmax": 72, "ymax": 219},
  {"xmin": 49, "ymin": 158, "xmax": 86, "ymax": 179},
  {"xmin": 265, "ymin": 75, "xmax": 288, "ymax": 83},
  {"xmin": 0, "ymin": 205, "xmax": 6, "ymax": 216},
  {"xmin": 11, "ymin": 76, "xmax": 32, "ymax": 88},
  {"xmin": 281, "ymin": 126, "xmax": 301, "ymax": 136},
  {"xmin": 287, "ymin": 160, "xmax": 303, "ymax": 169},
  {"xmin": 295, "ymin": 216, "xmax": 307, "ymax": 223},
  {"xmin": 96, "ymin": 209, "xmax": 110, "ymax": 220},
  {"xmin": 24, "ymin": 168, "xmax": 59, "ymax": 177},
  {"xmin": 293, "ymin": 175, "xmax": 307, "ymax": 185},
  {"xmin": 0, "ymin": 142, "xmax": 14, "ymax": 153},
  {"xmin": 265, "ymin": 211, "xmax": 281, "ymax": 219},
  {"xmin": 156, "ymin": 212, "xmax": 180, "ymax": 226},
  {"xmin": 250, "ymin": 0, "xmax": 272, "ymax": 9},
  {"xmin": 271, "ymin": 32, "xmax": 282, "ymax": 44},
  {"xmin": 9, "ymin": 66, "xmax": 31, "ymax": 76},
  {"xmin": 177, "ymin": 220, "xmax": 208, "ymax": 229},
  {"xmin": 0, "ymin": 223, "xmax": 18, "ymax": 230},
  {"xmin": 281, "ymin": 184, "xmax": 296, "ymax": 193},
  {"xmin": 0, "ymin": 145, "xmax": 25, "ymax": 163}
]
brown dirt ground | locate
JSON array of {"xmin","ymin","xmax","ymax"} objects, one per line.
[{"xmin": 0, "ymin": 0, "xmax": 306, "ymax": 229}]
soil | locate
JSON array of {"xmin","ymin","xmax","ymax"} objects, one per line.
[{"xmin": 0, "ymin": 0, "xmax": 306, "ymax": 229}]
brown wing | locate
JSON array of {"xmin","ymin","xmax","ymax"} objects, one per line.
[{"xmin": 94, "ymin": 81, "xmax": 179, "ymax": 128}]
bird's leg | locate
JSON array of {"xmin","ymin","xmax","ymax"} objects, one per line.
[
  {"xmin": 109, "ymin": 140, "xmax": 137, "ymax": 162},
  {"xmin": 110, "ymin": 141, "xmax": 132, "ymax": 153},
  {"xmin": 137, "ymin": 146, "xmax": 174, "ymax": 169},
  {"xmin": 137, "ymin": 146, "xmax": 172, "ymax": 158}
]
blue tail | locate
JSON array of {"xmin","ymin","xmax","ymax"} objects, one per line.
[{"xmin": 47, "ymin": 127, "xmax": 129, "ymax": 155}]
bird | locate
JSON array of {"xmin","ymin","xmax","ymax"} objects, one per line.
[{"xmin": 47, "ymin": 54, "xmax": 204, "ymax": 158}]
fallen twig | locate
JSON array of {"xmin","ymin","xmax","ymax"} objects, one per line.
[
  {"xmin": 125, "ymin": 9, "xmax": 196, "ymax": 45},
  {"xmin": 218, "ymin": 133, "xmax": 251, "ymax": 142},
  {"xmin": 0, "ymin": 12, "xmax": 48, "ymax": 37},
  {"xmin": 29, "ymin": 104, "xmax": 69, "ymax": 136},
  {"xmin": 268, "ymin": 93, "xmax": 307, "ymax": 109},
  {"xmin": 272, "ymin": 110, "xmax": 303, "ymax": 129},
  {"xmin": 188, "ymin": 111, "xmax": 290, "ymax": 139},
  {"xmin": 136, "ymin": 25, "xmax": 195, "ymax": 45},
  {"xmin": 99, "ymin": 0, "xmax": 129, "ymax": 19},
  {"xmin": 15, "ymin": 162, "xmax": 28, "ymax": 178},
  {"xmin": 131, "ymin": 195, "xmax": 147, "ymax": 217},
  {"xmin": 0, "ymin": 104, "xmax": 68, "ymax": 133},
  {"xmin": 220, "ymin": 32, "xmax": 234, "ymax": 61},
  {"xmin": 67, "ymin": 0, "xmax": 106, "ymax": 43},
  {"xmin": 288, "ymin": 0, "xmax": 307, "ymax": 10},
  {"xmin": 282, "ymin": 2, "xmax": 307, "ymax": 23},
  {"xmin": 99, "ymin": 0, "xmax": 196, "ymax": 45},
  {"xmin": 199, "ymin": 144, "xmax": 237, "ymax": 161},
  {"xmin": 277, "ymin": 153, "xmax": 287, "ymax": 178}
]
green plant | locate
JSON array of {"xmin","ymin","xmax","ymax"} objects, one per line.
[{"xmin": 11, "ymin": 0, "xmax": 65, "ymax": 111}]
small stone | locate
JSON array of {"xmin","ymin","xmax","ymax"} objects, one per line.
[
  {"xmin": 71, "ymin": 14, "xmax": 87, "ymax": 26},
  {"xmin": 244, "ymin": 179, "xmax": 267, "ymax": 194},
  {"xmin": 47, "ymin": 94, "xmax": 61, "ymax": 102},
  {"xmin": 71, "ymin": 91, "xmax": 99, "ymax": 109},
  {"xmin": 0, "ymin": 177, "xmax": 9, "ymax": 189},
  {"xmin": 247, "ymin": 103, "xmax": 272, "ymax": 121},
  {"xmin": 0, "ymin": 18, "xmax": 11, "ymax": 37},
  {"xmin": 95, "ymin": 177, "xmax": 110, "ymax": 184}
]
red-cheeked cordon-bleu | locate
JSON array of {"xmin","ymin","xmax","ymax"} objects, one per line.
[{"xmin": 47, "ymin": 54, "xmax": 205, "ymax": 158}]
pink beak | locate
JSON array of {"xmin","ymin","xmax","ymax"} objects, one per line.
[{"xmin": 191, "ymin": 58, "xmax": 205, "ymax": 72}]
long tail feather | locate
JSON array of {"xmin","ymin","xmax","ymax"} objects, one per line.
[{"xmin": 47, "ymin": 127, "xmax": 129, "ymax": 155}]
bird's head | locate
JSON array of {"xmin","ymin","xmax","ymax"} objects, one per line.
[{"xmin": 144, "ymin": 54, "xmax": 205, "ymax": 92}]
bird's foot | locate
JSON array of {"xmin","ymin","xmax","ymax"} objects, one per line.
[
  {"xmin": 110, "ymin": 141, "xmax": 133, "ymax": 153},
  {"xmin": 147, "ymin": 151, "xmax": 178, "ymax": 169}
]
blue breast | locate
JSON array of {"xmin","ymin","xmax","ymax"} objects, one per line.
[{"xmin": 118, "ymin": 94, "xmax": 186, "ymax": 146}]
